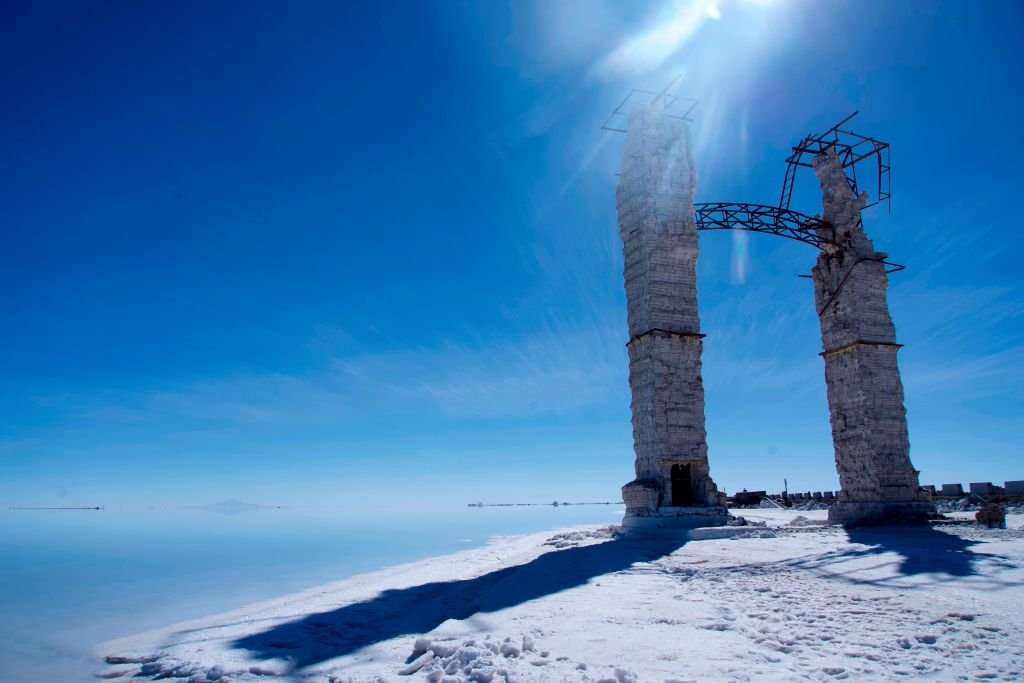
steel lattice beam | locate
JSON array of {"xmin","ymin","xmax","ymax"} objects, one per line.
[
  {"xmin": 694, "ymin": 202, "xmax": 834, "ymax": 249},
  {"xmin": 600, "ymin": 94, "xmax": 903, "ymax": 269}
]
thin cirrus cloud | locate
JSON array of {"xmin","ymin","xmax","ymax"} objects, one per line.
[
  {"xmin": 901, "ymin": 345, "xmax": 1024, "ymax": 405},
  {"xmin": 70, "ymin": 316, "xmax": 628, "ymax": 432}
]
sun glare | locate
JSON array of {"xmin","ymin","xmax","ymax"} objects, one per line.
[
  {"xmin": 599, "ymin": 1, "xmax": 716, "ymax": 75},
  {"xmin": 598, "ymin": 0, "xmax": 781, "ymax": 77}
]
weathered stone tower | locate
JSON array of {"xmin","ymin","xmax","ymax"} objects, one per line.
[
  {"xmin": 811, "ymin": 148, "xmax": 934, "ymax": 526},
  {"xmin": 616, "ymin": 98, "xmax": 728, "ymax": 528}
]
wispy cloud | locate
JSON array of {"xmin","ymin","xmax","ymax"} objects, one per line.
[
  {"xmin": 331, "ymin": 315, "xmax": 625, "ymax": 419},
  {"xmin": 902, "ymin": 344, "xmax": 1024, "ymax": 404},
  {"xmin": 893, "ymin": 282, "xmax": 1024, "ymax": 352},
  {"xmin": 61, "ymin": 315, "xmax": 627, "ymax": 432}
]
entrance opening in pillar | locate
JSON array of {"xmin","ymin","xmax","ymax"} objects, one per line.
[
  {"xmin": 608, "ymin": 89, "xmax": 935, "ymax": 528},
  {"xmin": 670, "ymin": 464, "xmax": 694, "ymax": 506}
]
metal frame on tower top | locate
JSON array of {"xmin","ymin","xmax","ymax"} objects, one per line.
[
  {"xmin": 779, "ymin": 111, "xmax": 891, "ymax": 212},
  {"xmin": 599, "ymin": 92, "xmax": 902, "ymax": 270},
  {"xmin": 600, "ymin": 88, "xmax": 699, "ymax": 133}
]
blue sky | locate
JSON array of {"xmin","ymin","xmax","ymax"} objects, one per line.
[{"xmin": 2, "ymin": 0, "xmax": 1022, "ymax": 507}]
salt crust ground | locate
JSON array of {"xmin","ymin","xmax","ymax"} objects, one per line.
[{"xmin": 97, "ymin": 509, "xmax": 1024, "ymax": 683}]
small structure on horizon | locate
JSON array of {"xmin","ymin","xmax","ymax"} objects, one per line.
[{"xmin": 970, "ymin": 482, "xmax": 996, "ymax": 496}]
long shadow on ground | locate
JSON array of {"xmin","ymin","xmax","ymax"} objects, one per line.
[
  {"xmin": 775, "ymin": 524, "xmax": 1022, "ymax": 590},
  {"xmin": 847, "ymin": 525, "xmax": 985, "ymax": 579},
  {"xmin": 233, "ymin": 532, "xmax": 687, "ymax": 671}
]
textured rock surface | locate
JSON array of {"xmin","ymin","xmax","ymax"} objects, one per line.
[
  {"xmin": 976, "ymin": 504, "xmax": 1007, "ymax": 529},
  {"xmin": 810, "ymin": 148, "xmax": 934, "ymax": 526},
  {"xmin": 616, "ymin": 99, "xmax": 725, "ymax": 519}
]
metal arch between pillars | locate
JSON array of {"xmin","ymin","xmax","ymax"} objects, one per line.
[
  {"xmin": 694, "ymin": 202, "xmax": 833, "ymax": 249},
  {"xmin": 694, "ymin": 201, "xmax": 906, "ymax": 274}
]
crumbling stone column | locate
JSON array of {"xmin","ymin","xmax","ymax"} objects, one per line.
[
  {"xmin": 616, "ymin": 99, "xmax": 727, "ymax": 527},
  {"xmin": 811, "ymin": 148, "xmax": 934, "ymax": 526}
]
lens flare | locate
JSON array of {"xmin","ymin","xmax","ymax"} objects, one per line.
[{"xmin": 730, "ymin": 229, "xmax": 749, "ymax": 284}]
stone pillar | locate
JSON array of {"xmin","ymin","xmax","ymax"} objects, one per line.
[
  {"xmin": 616, "ymin": 99, "xmax": 727, "ymax": 528},
  {"xmin": 811, "ymin": 148, "xmax": 934, "ymax": 526}
]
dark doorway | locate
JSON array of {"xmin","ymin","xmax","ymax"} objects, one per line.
[{"xmin": 671, "ymin": 464, "xmax": 693, "ymax": 505}]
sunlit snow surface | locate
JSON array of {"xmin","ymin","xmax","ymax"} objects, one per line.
[
  {"xmin": 0, "ymin": 504, "xmax": 624, "ymax": 682},
  {"xmin": 98, "ymin": 509, "xmax": 1024, "ymax": 682}
]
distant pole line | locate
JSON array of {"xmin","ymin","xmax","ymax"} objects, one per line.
[
  {"xmin": 8, "ymin": 506, "xmax": 105, "ymax": 510},
  {"xmin": 467, "ymin": 502, "xmax": 623, "ymax": 508}
]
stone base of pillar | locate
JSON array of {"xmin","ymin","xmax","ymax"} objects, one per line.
[
  {"xmin": 622, "ymin": 505, "xmax": 732, "ymax": 529},
  {"xmin": 828, "ymin": 500, "xmax": 937, "ymax": 527},
  {"xmin": 621, "ymin": 480, "xmax": 660, "ymax": 511}
]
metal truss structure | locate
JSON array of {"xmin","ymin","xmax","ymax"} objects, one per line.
[
  {"xmin": 602, "ymin": 92, "xmax": 900, "ymax": 267},
  {"xmin": 600, "ymin": 88, "xmax": 698, "ymax": 133},
  {"xmin": 779, "ymin": 111, "xmax": 891, "ymax": 211},
  {"xmin": 694, "ymin": 202, "xmax": 833, "ymax": 249},
  {"xmin": 692, "ymin": 112, "xmax": 895, "ymax": 264}
]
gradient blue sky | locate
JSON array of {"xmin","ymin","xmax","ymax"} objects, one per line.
[{"xmin": 2, "ymin": 0, "xmax": 1022, "ymax": 507}]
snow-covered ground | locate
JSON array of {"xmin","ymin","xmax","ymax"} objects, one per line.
[{"xmin": 97, "ymin": 509, "xmax": 1024, "ymax": 682}]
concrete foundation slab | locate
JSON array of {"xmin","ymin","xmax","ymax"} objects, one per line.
[
  {"xmin": 829, "ymin": 501, "xmax": 936, "ymax": 526},
  {"xmin": 621, "ymin": 505, "xmax": 733, "ymax": 530}
]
